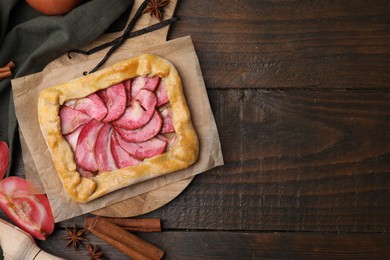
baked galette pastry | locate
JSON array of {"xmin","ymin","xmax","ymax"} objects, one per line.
[{"xmin": 38, "ymin": 54, "xmax": 199, "ymax": 203}]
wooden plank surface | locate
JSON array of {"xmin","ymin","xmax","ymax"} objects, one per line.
[
  {"xmin": 170, "ymin": 0, "xmax": 390, "ymax": 89},
  {"xmin": 37, "ymin": 230, "xmax": 390, "ymax": 259},
  {"xmin": 142, "ymin": 89, "xmax": 390, "ymax": 232}
]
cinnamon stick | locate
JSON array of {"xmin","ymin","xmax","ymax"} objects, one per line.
[
  {"xmin": 85, "ymin": 216, "xmax": 164, "ymax": 260},
  {"xmin": 0, "ymin": 61, "xmax": 16, "ymax": 80},
  {"xmin": 0, "ymin": 70, "xmax": 12, "ymax": 80},
  {"xmin": 0, "ymin": 66, "xmax": 10, "ymax": 73},
  {"xmin": 85, "ymin": 217, "xmax": 161, "ymax": 232}
]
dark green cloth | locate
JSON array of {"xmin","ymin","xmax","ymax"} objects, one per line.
[{"xmin": 0, "ymin": 0, "xmax": 134, "ymax": 175}]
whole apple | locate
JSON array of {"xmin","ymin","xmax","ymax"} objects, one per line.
[{"xmin": 26, "ymin": 0, "xmax": 81, "ymax": 15}]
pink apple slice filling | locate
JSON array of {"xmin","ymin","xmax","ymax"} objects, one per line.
[
  {"xmin": 60, "ymin": 106, "xmax": 92, "ymax": 135},
  {"xmin": 75, "ymin": 120, "xmax": 104, "ymax": 173},
  {"xmin": 95, "ymin": 124, "xmax": 118, "ymax": 172},
  {"xmin": 155, "ymin": 81, "xmax": 169, "ymax": 107},
  {"xmin": 144, "ymin": 76, "xmax": 160, "ymax": 91},
  {"xmin": 64, "ymin": 93, "xmax": 107, "ymax": 121},
  {"xmin": 115, "ymin": 132, "xmax": 167, "ymax": 159},
  {"xmin": 124, "ymin": 79, "xmax": 132, "ymax": 106},
  {"xmin": 64, "ymin": 125, "xmax": 83, "ymax": 152},
  {"xmin": 158, "ymin": 134, "xmax": 177, "ymax": 152},
  {"xmin": 60, "ymin": 75, "xmax": 177, "ymax": 175},
  {"xmin": 102, "ymin": 82, "xmax": 127, "ymax": 122},
  {"xmin": 115, "ymin": 111, "xmax": 162, "ymax": 143},
  {"xmin": 97, "ymin": 88, "xmax": 107, "ymax": 102},
  {"xmin": 111, "ymin": 132, "xmax": 142, "ymax": 168},
  {"xmin": 113, "ymin": 89, "xmax": 157, "ymax": 130},
  {"xmin": 131, "ymin": 76, "xmax": 160, "ymax": 98},
  {"xmin": 159, "ymin": 107, "xmax": 175, "ymax": 134}
]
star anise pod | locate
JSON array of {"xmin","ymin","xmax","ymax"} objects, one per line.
[
  {"xmin": 87, "ymin": 244, "xmax": 103, "ymax": 260},
  {"xmin": 143, "ymin": 0, "xmax": 170, "ymax": 21},
  {"xmin": 64, "ymin": 224, "xmax": 87, "ymax": 251}
]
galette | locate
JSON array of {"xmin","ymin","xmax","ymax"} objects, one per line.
[{"xmin": 38, "ymin": 54, "xmax": 199, "ymax": 203}]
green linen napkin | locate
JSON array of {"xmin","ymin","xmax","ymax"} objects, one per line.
[{"xmin": 0, "ymin": 0, "xmax": 134, "ymax": 176}]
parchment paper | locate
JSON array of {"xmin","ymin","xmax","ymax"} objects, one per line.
[{"xmin": 11, "ymin": 36, "xmax": 224, "ymax": 222}]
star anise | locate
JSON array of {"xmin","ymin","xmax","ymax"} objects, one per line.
[
  {"xmin": 64, "ymin": 224, "xmax": 87, "ymax": 251},
  {"xmin": 87, "ymin": 244, "xmax": 103, "ymax": 260},
  {"xmin": 143, "ymin": 0, "xmax": 170, "ymax": 21}
]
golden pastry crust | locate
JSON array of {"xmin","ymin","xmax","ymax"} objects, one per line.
[{"xmin": 38, "ymin": 54, "xmax": 199, "ymax": 203}]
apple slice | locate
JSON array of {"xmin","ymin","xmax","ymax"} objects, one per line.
[
  {"xmin": 103, "ymin": 82, "xmax": 127, "ymax": 122},
  {"xmin": 112, "ymin": 100, "xmax": 145, "ymax": 129},
  {"xmin": 159, "ymin": 107, "xmax": 175, "ymax": 133},
  {"xmin": 115, "ymin": 111, "xmax": 162, "ymax": 143},
  {"xmin": 158, "ymin": 134, "xmax": 177, "ymax": 152},
  {"xmin": 137, "ymin": 88, "xmax": 158, "ymax": 112},
  {"xmin": 68, "ymin": 93, "xmax": 107, "ymax": 121},
  {"xmin": 131, "ymin": 76, "xmax": 160, "ymax": 98},
  {"xmin": 78, "ymin": 168, "xmax": 96, "ymax": 178},
  {"xmin": 111, "ymin": 132, "xmax": 142, "ymax": 168},
  {"xmin": 155, "ymin": 81, "xmax": 169, "ymax": 107},
  {"xmin": 59, "ymin": 106, "xmax": 92, "ymax": 135},
  {"xmin": 0, "ymin": 141, "xmax": 9, "ymax": 180},
  {"xmin": 144, "ymin": 76, "xmax": 160, "ymax": 91},
  {"xmin": 115, "ymin": 132, "xmax": 167, "ymax": 159},
  {"xmin": 124, "ymin": 79, "xmax": 132, "ymax": 106},
  {"xmin": 75, "ymin": 120, "xmax": 104, "ymax": 173},
  {"xmin": 113, "ymin": 89, "xmax": 157, "ymax": 130},
  {"xmin": 95, "ymin": 124, "xmax": 118, "ymax": 172},
  {"xmin": 0, "ymin": 176, "xmax": 54, "ymax": 240},
  {"xmin": 64, "ymin": 125, "xmax": 83, "ymax": 152},
  {"xmin": 97, "ymin": 88, "xmax": 107, "ymax": 102},
  {"xmin": 130, "ymin": 76, "xmax": 145, "ymax": 98}
]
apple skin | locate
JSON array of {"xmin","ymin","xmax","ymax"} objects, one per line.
[{"xmin": 26, "ymin": 0, "xmax": 81, "ymax": 15}]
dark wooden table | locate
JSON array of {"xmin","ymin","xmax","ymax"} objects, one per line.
[{"xmin": 6, "ymin": 0, "xmax": 390, "ymax": 259}]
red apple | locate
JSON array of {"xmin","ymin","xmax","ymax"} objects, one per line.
[
  {"xmin": 0, "ymin": 177, "xmax": 55, "ymax": 240},
  {"xmin": 0, "ymin": 141, "xmax": 9, "ymax": 180},
  {"xmin": 26, "ymin": 0, "xmax": 81, "ymax": 15}
]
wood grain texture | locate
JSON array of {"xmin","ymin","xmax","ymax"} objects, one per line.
[
  {"xmin": 169, "ymin": 0, "xmax": 390, "ymax": 89},
  {"xmin": 37, "ymin": 230, "xmax": 390, "ymax": 260},
  {"xmin": 92, "ymin": 177, "xmax": 193, "ymax": 217},
  {"xmin": 141, "ymin": 89, "xmax": 390, "ymax": 232}
]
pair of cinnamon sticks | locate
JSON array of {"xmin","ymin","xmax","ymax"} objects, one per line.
[
  {"xmin": 85, "ymin": 216, "xmax": 164, "ymax": 259},
  {"xmin": 0, "ymin": 61, "xmax": 16, "ymax": 80}
]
